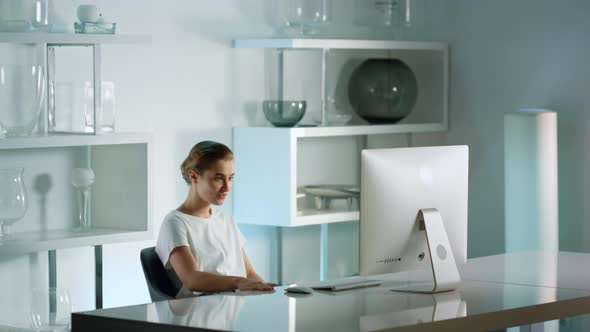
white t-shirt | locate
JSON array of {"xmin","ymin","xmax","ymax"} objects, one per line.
[{"xmin": 155, "ymin": 209, "xmax": 247, "ymax": 298}]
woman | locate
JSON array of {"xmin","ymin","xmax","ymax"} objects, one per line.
[{"xmin": 156, "ymin": 141, "xmax": 274, "ymax": 298}]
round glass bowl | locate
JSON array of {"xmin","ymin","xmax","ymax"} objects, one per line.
[
  {"xmin": 263, "ymin": 100, "xmax": 306, "ymax": 127},
  {"xmin": 348, "ymin": 58, "xmax": 418, "ymax": 124}
]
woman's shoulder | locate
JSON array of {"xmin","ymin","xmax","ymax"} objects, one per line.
[
  {"xmin": 212, "ymin": 209, "xmax": 235, "ymax": 223},
  {"xmin": 161, "ymin": 210, "xmax": 190, "ymax": 228}
]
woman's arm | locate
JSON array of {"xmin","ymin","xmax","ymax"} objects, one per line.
[
  {"xmin": 242, "ymin": 248, "xmax": 267, "ymax": 284},
  {"xmin": 169, "ymin": 246, "xmax": 273, "ymax": 292}
]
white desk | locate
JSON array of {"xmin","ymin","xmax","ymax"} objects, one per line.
[
  {"xmin": 460, "ymin": 251, "xmax": 590, "ymax": 291},
  {"xmin": 72, "ymin": 251, "xmax": 590, "ymax": 331}
]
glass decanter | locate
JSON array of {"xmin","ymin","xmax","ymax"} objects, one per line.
[
  {"xmin": 0, "ymin": 168, "xmax": 28, "ymax": 240},
  {"xmin": 71, "ymin": 168, "xmax": 95, "ymax": 231}
]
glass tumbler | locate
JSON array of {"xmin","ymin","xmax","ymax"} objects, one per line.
[
  {"xmin": 84, "ymin": 81, "xmax": 116, "ymax": 134},
  {"xmin": 29, "ymin": 288, "xmax": 72, "ymax": 332},
  {"xmin": 32, "ymin": 0, "xmax": 53, "ymax": 31}
]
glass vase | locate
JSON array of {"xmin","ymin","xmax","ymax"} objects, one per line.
[
  {"xmin": 71, "ymin": 168, "xmax": 95, "ymax": 231},
  {"xmin": 0, "ymin": 64, "xmax": 45, "ymax": 137},
  {"xmin": 0, "ymin": 167, "xmax": 27, "ymax": 239}
]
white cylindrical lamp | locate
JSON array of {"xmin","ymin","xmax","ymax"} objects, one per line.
[{"xmin": 504, "ymin": 109, "xmax": 558, "ymax": 252}]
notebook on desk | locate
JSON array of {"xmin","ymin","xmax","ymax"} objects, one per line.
[{"xmin": 310, "ymin": 278, "xmax": 381, "ymax": 292}]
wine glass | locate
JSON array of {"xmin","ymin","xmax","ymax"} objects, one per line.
[
  {"xmin": 0, "ymin": 167, "xmax": 28, "ymax": 241},
  {"xmin": 29, "ymin": 287, "xmax": 72, "ymax": 332},
  {"xmin": 71, "ymin": 168, "xmax": 95, "ymax": 231}
]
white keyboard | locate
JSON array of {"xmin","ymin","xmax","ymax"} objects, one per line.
[{"xmin": 311, "ymin": 278, "xmax": 381, "ymax": 292}]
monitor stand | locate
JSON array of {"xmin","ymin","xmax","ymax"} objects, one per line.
[{"xmin": 391, "ymin": 208, "xmax": 461, "ymax": 294}]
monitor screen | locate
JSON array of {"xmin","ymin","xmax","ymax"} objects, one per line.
[{"xmin": 359, "ymin": 145, "xmax": 468, "ymax": 276}]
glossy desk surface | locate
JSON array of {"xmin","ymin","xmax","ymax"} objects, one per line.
[
  {"xmin": 73, "ymin": 251, "xmax": 590, "ymax": 332},
  {"xmin": 460, "ymin": 251, "xmax": 590, "ymax": 291}
]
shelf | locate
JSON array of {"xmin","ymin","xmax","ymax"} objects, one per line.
[
  {"xmin": 0, "ymin": 32, "xmax": 151, "ymax": 44},
  {"xmin": 235, "ymin": 123, "xmax": 445, "ymax": 139},
  {"xmin": 0, "ymin": 227, "xmax": 149, "ymax": 256},
  {"xmin": 0, "ymin": 132, "xmax": 152, "ymax": 150},
  {"xmin": 233, "ymin": 38, "xmax": 447, "ymax": 51},
  {"xmin": 296, "ymin": 209, "xmax": 359, "ymax": 227}
]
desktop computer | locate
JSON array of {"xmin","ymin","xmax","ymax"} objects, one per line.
[{"xmin": 359, "ymin": 145, "xmax": 469, "ymax": 293}]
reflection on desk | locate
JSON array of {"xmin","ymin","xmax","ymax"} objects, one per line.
[
  {"xmin": 154, "ymin": 295, "xmax": 244, "ymax": 331},
  {"xmin": 359, "ymin": 291, "xmax": 466, "ymax": 332}
]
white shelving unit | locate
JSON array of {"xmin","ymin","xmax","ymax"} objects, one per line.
[
  {"xmin": 233, "ymin": 38, "xmax": 446, "ymax": 50},
  {"xmin": 233, "ymin": 38, "xmax": 449, "ymax": 283},
  {"xmin": 0, "ymin": 32, "xmax": 151, "ymax": 308},
  {"xmin": 232, "ymin": 38, "xmax": 449, "ymax": 228},
  {"xmin": 0, "ymin": 132, "xmax": 151, "ymax": 149},
  {"xmin": 0, "ymin": 32, "xmax": 150, "ymax": 44},
  {"xmin": 0, "ymin": 228, "xmax": 149, "ymax": 257}
]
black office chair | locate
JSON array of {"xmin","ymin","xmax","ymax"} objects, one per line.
[{"xmin": 140, "ymin": 247, "xmax": 178, "ymax": 302}]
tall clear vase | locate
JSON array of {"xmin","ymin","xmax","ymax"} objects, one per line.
[{"xmin": 71, "ymin": 168, "xmax": 95, "ymax": 232}]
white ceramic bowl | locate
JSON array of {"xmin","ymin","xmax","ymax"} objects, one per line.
[{"xmin": 77, "ymin": 4, "xmax": 100, "ymax": 23}]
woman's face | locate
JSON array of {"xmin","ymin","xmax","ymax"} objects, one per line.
[{"xmin": 193, "ymin": 158, "xmax": 234, "ymax": 206}]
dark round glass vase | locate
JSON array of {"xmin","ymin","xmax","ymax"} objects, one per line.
[{"xmin": 348, "ymin": 58, "xmax": 418, "ymax": 124}]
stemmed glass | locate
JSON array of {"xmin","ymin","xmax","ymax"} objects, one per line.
[
  {"xmin": 0, "ymin": 167, "xmax": 28, "ymax": 241},
  {"xmin": 71, "ymin": 168, "xmax": 95, "ymax": 231},
  {"xmin": 283, "ymin": 0, "xmax": 332, "ymax": 35},
  {"xmin": 29, "ymin": 288, "xmax": 72, "ymax": 332}
]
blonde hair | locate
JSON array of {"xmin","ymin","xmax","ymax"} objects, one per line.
[{"xmin": 180, "ymin": 141, "xmax": 233, "ymax": 184}]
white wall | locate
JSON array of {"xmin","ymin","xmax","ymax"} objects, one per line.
[{"xmin": 428, "ymin": 0, "xmax": 590, "ymax": 257}]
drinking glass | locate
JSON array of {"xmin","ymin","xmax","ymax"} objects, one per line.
[
  {"xmin": 32, "ymin": 0, "xmax": 53, "ymax": 31},
  {"xmin": 84, "ymin": 81, "xmax": 116, "ymax": 134},
  {"xmin": 282, "ymin": 0, "xmax": 332, "ymax": 35},
  {"xmin": 71, "ymin": 168, "xmax": 95, "ymax": 231},
  {"xmin": 0, "ymin": 65, "xmax": 45, "ymax": 137},
  {"xmin": 0, "ymin": 167, "xmax": 27, "ymax": 240},
  {"xmin": 29, "ymin": 288, "xmax": 71, "ymax": 332}
]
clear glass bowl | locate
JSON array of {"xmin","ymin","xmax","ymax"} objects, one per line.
[
  {"xmin": 263, "ymin": 100, "xmax": 306, "ymax": 127},
  {"xmin": 0, "ymin": 65, "xmax": 45, "ymax": 137},
  {"xmin": 29, "ymin": 288, "xmax": 72, "ymax": 332}
]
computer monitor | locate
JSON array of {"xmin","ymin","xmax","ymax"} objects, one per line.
[{"xmin": 359, "ymin": 145, "xmax": 468, "ymax": 293}]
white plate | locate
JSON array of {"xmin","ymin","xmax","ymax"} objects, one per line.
[{"xmin": 302, "ymin": 185, "xmax": 359, "ymax": 198}]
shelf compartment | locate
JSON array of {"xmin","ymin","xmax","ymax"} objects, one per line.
[
  {"xmin": 233, "ymin": 38, "xmax": 446, "ymax": 51},
  {"xmin": 0, "ymin": 32, "xmax": 151, "ymax": 44},
  {"xmin": 234, "ymin": 39, "xmax": 448, "ymax": 131},
  {"xmin": 234, "ymin": 128, "xmax": 363, "ymax": 227},
  {"xmin": 0, "ymin": 135, "xmax": 153, "ymax": 255}
]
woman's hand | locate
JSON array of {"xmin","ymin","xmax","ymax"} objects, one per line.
[{"xmin": 236, "ymin": 278, "xmax": 275, "ymax": 292}]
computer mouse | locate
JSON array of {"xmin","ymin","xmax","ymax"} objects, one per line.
[{"xmin": 284, "ymin": 285, "xmax": 313, "ymax": 295}]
